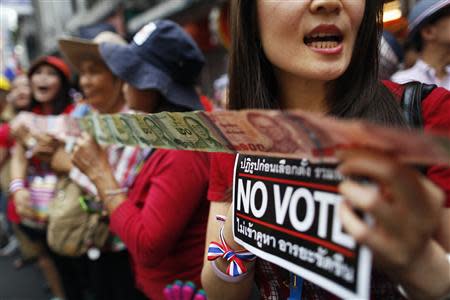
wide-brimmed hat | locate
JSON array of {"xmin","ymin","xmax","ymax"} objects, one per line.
[
  {"xmin": 59, "ymin": 31, "xmax": 126, "ymax": 71},
  {"xmin": 99, "ymin": 20, "xmax": 205, "ymax": 111},
  {"xmin": 28, "ymin": 56, "xmax": 71, "ymax": 81},
  {"xmin": 408, "ymin": 0, "xmax": 450, "ymax": 37}
]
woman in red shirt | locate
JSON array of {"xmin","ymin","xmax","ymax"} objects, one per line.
[
  {"xmin": 71, "ymin": 20, "xmax": 210, "ymax": 300},
  {"xmin": 201, "ymin": 1, "xmax": 450, "ymax": 300}
]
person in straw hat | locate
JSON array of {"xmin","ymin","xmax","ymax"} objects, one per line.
[
  {"xmin": 54, "ymin": 31, "xmax": 147, "ymax": 300},
  {"xmin": 71, "ymin": 20, "xmax": 210, "ymax": 300}
]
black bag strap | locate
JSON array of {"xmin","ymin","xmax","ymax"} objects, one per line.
[
  {"xmin": 399, "ymin": 82, "xmax": 437, "ymax": 174},
  {"xmin": 400, "ymin": 81, "xmax": 437, "ymax": 128}
]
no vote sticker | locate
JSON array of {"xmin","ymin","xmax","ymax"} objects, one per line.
[{"xmin": 232, "ymin": 154, "xmax": 372, "ymax": 300}]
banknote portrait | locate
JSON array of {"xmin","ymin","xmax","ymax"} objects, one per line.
[
  {"xmin": 133, "ymin": 117, "xmax": 163, "ymax": 146},
  {"xmin": 93, "ymin": 116, "xmax": 114, "ymax": 144},
  {"xmin": 108, "ymin": 115, "xmax": 138, "ymax": 145},
  {"xmin": 81, "ymin": 116, "xmax": 95, "ymax": 134},
  {"xmin": 284, "ymin": 113, "xmax": 335, "ymax": 155},
  {"xmin": 184, "ymin": 116, "xmax": 222, "ymax": 149},
  {"xmin": 139, "ymin": 116, "xmax": 177, "ymax": 148},
  {"xmin": 247, "ymin": 112, "xmax": 304, "ymax": 153}
]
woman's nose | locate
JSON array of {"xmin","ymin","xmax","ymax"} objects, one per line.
[{"xmin": 310, "ymin": 0, "xmax": 342, "ymax": 15}]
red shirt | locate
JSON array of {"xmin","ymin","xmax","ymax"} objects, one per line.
[
  {"xmin": 0, "ymin": 123, "xmax": 13, "ymax": 149},
  {"xmin": 109, "ymin": 149, "xmax": 210, "ymax": 300}
]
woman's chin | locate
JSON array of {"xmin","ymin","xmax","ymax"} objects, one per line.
[
  {"xmin": 309, "ymin": 66, "xmax": 347, "ymax": 82},
  {"xmin": 34, "ymin": 96, "xmax": 54, "ymax": 104}
]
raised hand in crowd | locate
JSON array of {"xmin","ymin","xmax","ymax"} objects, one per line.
[
  {"xmin": 13, "ymin": 189, "xmax": 34, "ymax": 220},
  {"xmin": 72, "ymin": 132, "xmax": 111, "ymax": 182},
  {"xmin": 49, "ymin": 145, "xmax": 73, "ymax": 174},
  {"xmin": 10, "ymin": 123, "xmax": 32, "ymax": 147},
  {"xmin": 10, "ymin": 143, "xmax": 32, "ymax": 220},
  {"xmin": 71, "ymin": 132, "xmax": 121, "ymax": 212},
  {"xmin": 30, "ymin": 132, "xmax": 60, "ymax": 163}
]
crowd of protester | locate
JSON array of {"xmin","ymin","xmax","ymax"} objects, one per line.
[{"xmin": 0, "ymin": 1, "xmax": 449, "ymax": 300}]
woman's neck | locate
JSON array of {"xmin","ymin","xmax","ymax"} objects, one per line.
[
  {"xmin": 422, "ymin": 43, "xmax": 450, "ymax": 79},
  {"xmin": 40, "ymin": 102, "xmax": 54, "ymax": 115},
  {"xmin": 97, "ymin": 96, "xmax": 126, "ymax": 114},
  {"xmin": 275, "ymin": 70, "xmax": 328, "ymax": 113}
]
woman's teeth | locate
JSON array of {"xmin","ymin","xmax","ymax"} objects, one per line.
[
  {"xmin": 304, "ymin": 34, "xmax": 342, "ymax": 49},
  {"xmin": 308, "ymin": 41, "xmax": 339, "ymax": 49}
]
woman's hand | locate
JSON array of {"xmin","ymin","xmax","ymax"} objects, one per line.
[
  {"xmin": 338, "ymin": 149, "xmax": 444, "ymax": 271},
  {"xmin": 31, "ymin": 133, "xmax": 60, "ymax": 163},
  {"xmin": 72, "ymin": 133, "xmax": 123, "ymax": 213},
  {"xmin": 13, "ymin": 189, "xmax": 34, "ymax": 219},
  {"xmin": 11, "ymin": 124, "xmax": 32, "ymax": 147},
  {"xmin": 71, "ymin": 132, "xmax": 111, "ymax": 183},
  {"xmin": 337, "ymin": 149, "xmax": 450, "ymax": 299},
  {"xmin": 50, "ymin": 146, "xmax": 72, "ymax": 174}
]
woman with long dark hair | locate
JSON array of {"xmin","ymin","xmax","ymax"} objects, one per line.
[{"xmin": 202, "ymin": 1, "xmax": 450, "ymax": 299}]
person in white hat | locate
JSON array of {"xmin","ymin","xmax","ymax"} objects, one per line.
[{"xmin": 392, "ymin": 0, "xmax": 450, "ymax": 89}]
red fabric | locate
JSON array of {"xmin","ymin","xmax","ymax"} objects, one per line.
[
  {"xmin": 0, "ymin": 123, "xmax": 13, "ymax": 149},
  {"xmin": 207, "ymin": 153, "xmax": 236, "ymax": 202},
  {"xmin": 32, "ymin": 103, "xmax": 75, "ymax": 115},
  {"xmin": 109, "ymin": 149, "xmax": 210, "ymax": 300},
  {"xmin": 384, "ymin": 81, "xmax": 450, "ymax": 207},
  {"xmin": 200, "ymin": 95, "xmax": 214, "ymax": 112}
]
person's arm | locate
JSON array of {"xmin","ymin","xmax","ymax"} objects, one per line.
[
  {"xmin": 0, "ymin": 147, "xmax": 8, "ymax": 169},
  {"xmin": 10, "ymin": 143, "xmax": 27, "ymax": 180},
  {"xmin": 105, "ymin": 150, "xmax": 209, "ymax": 267},
  {"xmin": 10, "ymin": 143, "xmax": 34, "ymax": 219},
  {"xmin": 72, "ymin": 134, "xmax": 211, "ymax": 266},
  {"xmin": 338, "ymin": 149, "xmax": 450, "ymax": 300},
  {"xmin": 50, "ymin": 146, "xmax": 73, "ymax": 174},
  {"xmin": 201, "ymin": 200, "xmax": 255, "ymax": 300}
]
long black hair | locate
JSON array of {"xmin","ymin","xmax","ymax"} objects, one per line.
[
  {"xmin": 228, "ymin": 0, "xmax": 406, "ymax": 127},
  {"xmin": 29, "ymin": 62, "xmax": 73, "ymax": 115}
]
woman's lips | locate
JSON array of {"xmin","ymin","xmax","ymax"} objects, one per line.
[{"xmin": 304, "ymin": 24, "xmax": 344, "ymax": 55}]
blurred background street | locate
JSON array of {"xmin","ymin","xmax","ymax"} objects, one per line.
[{"xmin": 0, "ymin": 255, "xmax": 47, "ymax": 300}]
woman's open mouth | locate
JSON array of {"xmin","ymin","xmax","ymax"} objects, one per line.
[
  {"xmin": 37, "ymin": 86, "xmax": 50, "ymax": 93},
  {"xmin": 304, "ymin": 25, "xmax": 344, "ymax": 54}
]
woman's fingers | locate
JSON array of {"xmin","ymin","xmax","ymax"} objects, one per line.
[
  {"xmin": 338, "ymin": 180, "xmax": 395, "ymax": 228},
  {"xmin": 338, "ymin": 149, "xmax": 426, "ymax": 208},
  {"xmin": 339, "ymin": 200, "xmax": 373, "ymax": 245},
  {"xmin": 337, "ymin": 148, "xmax": 445, "ymax": 270}
]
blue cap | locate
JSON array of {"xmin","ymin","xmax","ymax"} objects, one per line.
[
  {"xmin": 99, "ymin": 20, "xmax": 205, "ymax": 111},
  {"xmin": 408, "ymin": 0, "xmax": 450, "ymax": 36}
]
